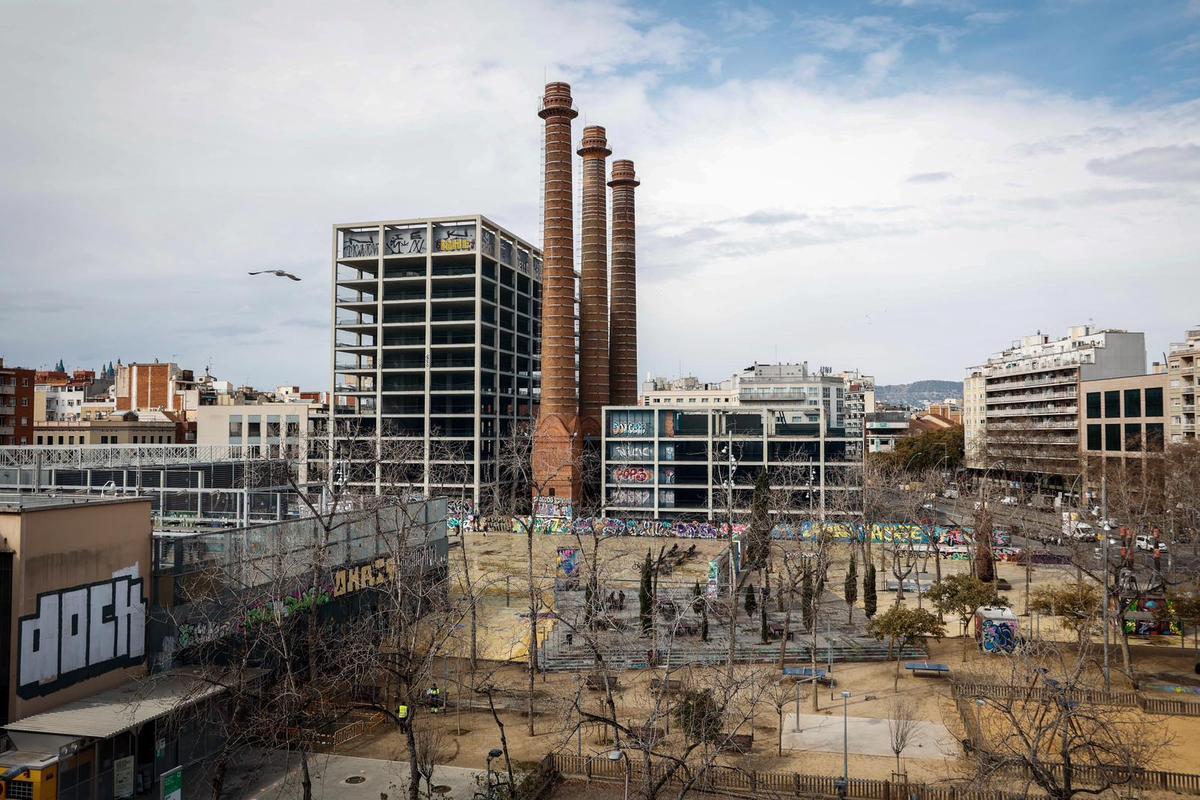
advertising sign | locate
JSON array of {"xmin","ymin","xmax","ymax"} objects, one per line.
[
  {"xmin": 115, "ymin": 756, "xmax": 135, "ymax": 798},
  {"xmin": 162, "ymin": 766, "xmax": 183, "ymax": 800},
  {"xmin": 433, "ymin": 223, "xmax": 476, "ymax": 253}
]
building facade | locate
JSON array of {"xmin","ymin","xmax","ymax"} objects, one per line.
[
  {"xmin": 601, "ymin": 405, "xmax": 862, "ymax": 520},
  {"xmin": 1167, "ymin": 326, "xmax": 1199, "ymax": 443},
  {"xmin": 864, "ymin": 409, "xmax": 912, "ymax": 454},
  {"xmin": 965, "ymin": 326, "xmax": 1146, "ymax": 485},
  {"xmin": 331, "ymin": 215, "xmax": 542, "ymax": 504},
  {"xmin": 0, "ymin": 359, "xmax": 36, "ymax": 446},
  {"xmin": 1079, "ymin": 371, "xmax": 1167, "ymax": 493},
  {"xmin": 34, "ymin": 412, "xmax": 178, "ymax": 445}
]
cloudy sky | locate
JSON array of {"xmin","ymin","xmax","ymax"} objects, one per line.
[{"xmin": 2, "ymin": 0, "xmax": 1197, "ymax": 388}]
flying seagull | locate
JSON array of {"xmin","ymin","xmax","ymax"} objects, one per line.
[{"xmin": 248, "ymin": 269, "xmax": 301, "ymax": 281}]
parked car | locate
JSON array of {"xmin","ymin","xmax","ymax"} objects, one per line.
[
  {"xmin": 1000, "ymin": 496, "xmax": 1019, "ymax": 506},
  {"xmin": 943, "ymin": 488, "xmax": 960, "ymax": 499},
  {"xmin": 1135, "ymin": 535, "xmax": 1168, "ymax": 553}
]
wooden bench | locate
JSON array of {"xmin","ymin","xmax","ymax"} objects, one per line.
[
  {"xmin": 585, "ymin": 674, "xmax": 619, "ymax": 691},
  {"xmin": 783, "ymin": 666, "xmax": 837, "ymax": 687},
  {"xmin": 650, "ymin": 677, "xmax": 684, "ymax": 694},
  {"xmin": 720, "ymin": 733, "xmax": 754, "ymax": 754},
  {"xmin": 904, "ymin": 662, "xmax": 950, "ymax": 677}
]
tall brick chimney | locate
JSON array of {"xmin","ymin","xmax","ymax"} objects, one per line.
[
  {"xmin": 577, "ymin": 125, "xmax": 611, "ymax": 437},
  {"xmin": 532, "ymin": 82, "xmax": 581, "ymax": 501},
  {"xmin": 608, "ymin": 159, "xmax": 640, "ymax": 406}
]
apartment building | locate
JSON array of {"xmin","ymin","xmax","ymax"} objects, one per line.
[
  {"xmin": 964, "ymin": 326, "xmax": 1146, "ymax": 485},
  {"xmin": 601, "ymin": 405, "xmax": 862, "ymax": 520},
  {"xmin": 640, "ymin": 375, "xmax": 735, "ymax": 406},
  {"xmin": 34, "ymin": 412, "xmax": 178, "ymax": 445},
  {"xmin": 331, "ymin": 215, "xmax": 542, "ymax": 503},
  {"xmin": 0, "ymin": 358, "xmax": 35, "ymax": 446},
  {"xmin": 865, "ymin": 409, "xmax": 912, "ymax": 454},
  {"xmin": 1167, "ymin": 326, "xmax": 1199, "ymax": 443}
]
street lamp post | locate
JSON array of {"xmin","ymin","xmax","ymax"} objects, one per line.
[
  {"xmin": 609, "ymin": 750, "xmax": 630, "ymax": 800},
  {"xmin": 839, "ymin": 690, "xmax": 851, "ymax": 798}
]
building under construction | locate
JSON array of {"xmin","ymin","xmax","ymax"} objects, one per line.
[{"xmin": 533, "ymin": 82, "xmax": 640, "ymax": 503}]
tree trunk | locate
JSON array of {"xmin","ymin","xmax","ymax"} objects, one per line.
[
  {"xmin": 459, "ymin": 526, "xmax": 478, "ymax": 672},
  {"xmin": 778, "ymin": 606, "xmax": 792, "ymax": 670},
  {"xmin": 406, "ymin": 714, "xmax": 420, "ymax": 800},
  {"xmin": 300, "ymin": 748, "xmax": 313, "ymax": 800}
]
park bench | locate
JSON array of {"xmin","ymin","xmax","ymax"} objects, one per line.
[
  {"xmin": 585, "ymin": 674, "xmax": 619, "ymax": 691},
  {"xmin": 768, "ymin": 623, "xmax": 795, "ymax": 641},
  {"xmin": 720, "ymin": 733, "xmax": 754, "ymax": 754},
  {"xmin": 904, "ymin": 662, "xmax": 950, "ymax": 677},
  {"xmin": 783, "ymin": 666, "xmax": 837, "ymax": 687},
  {"xmin": 650, "ymin": 677, "xmax": 684, "ymax": 694}
]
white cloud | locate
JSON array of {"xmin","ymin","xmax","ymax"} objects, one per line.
[{"xmin": 0, "ymin": 0, "xmax": 1196, "ymax": 386}]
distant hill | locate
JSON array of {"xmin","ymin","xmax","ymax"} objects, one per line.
[{"xmin": 875, "ymin": 380, "xmax": 963, "ymax": 409}]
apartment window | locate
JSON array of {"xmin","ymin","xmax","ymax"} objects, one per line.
[
  {"xmin": 246, "ymin": 415, "xmax": 261, "ymax": 442},
  {"xmin": 68, "ymin": 435, "xmax": 75, "ymax": 445},
  {"xmin": 1146, "ymin": 423, "xmax": 1164, "ymax": 452},
  {"xmin": 20, "ymin": 397, "xmax": 28, "ymax": 407},
  {"xmin": 1104, "ymin": 391, "xmax": 1120, "ymax": 418},
  {"xmin": 1124, "ymin": 423, "xmax": 1142, "ymax": 451},
  {"xmin": 1086, "ymin": 424, "xmax": 1101, "ymax": 451},
  {"xmin": 36, "ymin": 435, "xmax": 43, "ymax": 444},
  {"xmin": 228, "ymin": 415, "xmax": 242, "ymax": 442},
  {"xmin": 1105, "ymin": 423, "xmax": 1121, "ymax": 451},
  {"xmin": 266, "ymin": 415, "xmax": 281, "ymax": 441},
  {"xmin": 286, "ymin": 415, "xmax": 300, "ymax": 440},
  {"xmin": 58, "ymin": 436, "xmax": 64, "ymax": 444},
  {"xmin": 1145, "ymin": 387, "xmax": 1163, "ymax": 417},
  {"xmin": 1123, "ymin": 389, "xmax": 1141, "ymax": 418}
]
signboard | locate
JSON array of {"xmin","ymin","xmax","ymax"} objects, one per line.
[
  {"xmin": 385, "ymin": 227, "xmax": 426, "ymax": 255},
  {"xmin": 115, "ymin": 755, "xmax": 135, "ymax": 798},
  {"xmin": 162, "ymin": 766, "xmax": 183, "ymax": 800},
  {"xmin": 433, "ymin": 223, "xmax": 475, "ymax": 253}
]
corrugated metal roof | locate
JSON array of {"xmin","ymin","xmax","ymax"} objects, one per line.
[{"xmin": 4, "ymin": 669, "xmax": 234, "ymax": 739}]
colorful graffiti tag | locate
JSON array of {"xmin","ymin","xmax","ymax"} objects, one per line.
[
  {"xmin": 610, "ymin": 465, "xmax": 653, "ymax": 483},
  {"xmin": 980, "ymin": 619, "xmax": 1019, "ymax": 653}
]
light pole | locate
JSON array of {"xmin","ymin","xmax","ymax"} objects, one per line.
[
  {"xmin": 609, "ymin": 749, "xmax": 629, "ymax": 800},
  {"xmin": 1101, "ymin": 522, "xmax": 1111, "ymax": 691},
  {"xmin": 720, "ymin": 428, "xmax": 739, "ymax": 674},
  {"xmin": 840, "ymin": 690, "xmax": 851, "ymax": 797}
]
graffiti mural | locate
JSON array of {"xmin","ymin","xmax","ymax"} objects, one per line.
[
  {"xmin": 500, "ymin": 238, "xmax": 513, "ymax": 264},
  {"xmin": 342, "ymin": 231, "xmax": 379, "ymax": 258},
  {"xmin": 609, "ymin": 488, "xmax": 652, "ymax": 506},
  {"xmin": 980, "ymin": 619, "xmax": 1019, "ymax": 653},
  {"xmin": 386, "ymin": 227, "xmax": 426, "ymax": 255},
  {"xmin": 18, "ymin": 567, "xmax": 147, "ymax": 699},
  {"xmin": 433, "ymin": 223, "xmax": 476, "ymax": 253},
  {"xmin": 610, "ymin": 465, "xmax": 652, "ymax": 483},
  {"xmin": 481, "ymin": 228, "xmax": 497, "ymax": 257},
  {"xmin": 609, "ymin": 442, "xmax": 653, "ymax": 460},
  {"xmin": 534, "ymin": 496, "xmax": 573, "ymax": 519},
  {"xmin": 556, "ymin": 547, "xmax": 582, "ymax": 578},
  {"xmin": 333, "ymin": 557, "xmax": 397, "ymax": 598}
]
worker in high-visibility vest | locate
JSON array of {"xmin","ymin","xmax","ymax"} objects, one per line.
[{"xmin": 397, "ymin": 703, "xmax": 409, "ymax": 730}]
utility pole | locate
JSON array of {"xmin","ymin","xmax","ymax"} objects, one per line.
[{"xmin": 724, "ymin": 425, "xmax": 738, "ymax": 676}]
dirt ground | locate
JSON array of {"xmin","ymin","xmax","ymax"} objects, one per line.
[{"xmin": 351, "ymin": 533, "xmax": 1200, "ymax": 789}]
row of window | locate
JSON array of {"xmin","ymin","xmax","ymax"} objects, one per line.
[
  {"xmin": 33, "ymin": 434, "xmax": 173, "ymax": 444},
  {"xmin": 1085, "ymin": 388, "xmax": 1163, "ymax": 419},
  {"xmin": 1084, "ymin": 422, "xmax": 1165, "ymax": 453},
  {"xmin": 227, "ymin": 415, "xmax": 302, "ymax": 441}
]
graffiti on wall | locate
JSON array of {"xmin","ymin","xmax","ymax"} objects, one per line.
[
  {"xmin": 481, "ymin": 228, "xmax": 497, "ymax": 257},
  {"xmin": 342, "ymin": 232, "xmax": 379, "ymax": 258},
  {"xmin": 556, "ymin": 547, "xmax": 581, "ymax": 578},
  {"xmin": 500, "ymin": 239, "xmax": 513, "ymax": 264},
  {"xmin": 433, "ymin": 224, "xmax": 476, "ymax": 253},
  {"xmin": 386, "ymin": 228, "xmax": 426, "ymax": 255},
  {"xmin": 534, "ymin": 496, "xmax": 573, "ymax": 519},
  {"xmin": 610, "ymin": 465, "xmax": 652, "ymax": 483},
  {"xmin": 610, "ymin": 420, "xmax": 650, "ymax": 436},
  {"xmin": 980, "ymin": 619, "xmax": 1019, "ymax": 653},
  {"xmin": 18, "ymin": 567, "xmax": 147, "ymax": 699},
  {"xmin": 333, "ymin": 557, "xmax": 397, "ymax": 598},
  {"xmin": 609, "ymin": 442, "xmax": 653, "ymax": 460}
]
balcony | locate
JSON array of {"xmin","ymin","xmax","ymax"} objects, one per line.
[
  {"xmin": 988, "ymin": 419, "xmax": 1079, "ymax": 431},
  {"xmin": 987, "ymin": 405, "xmax": 1077, "ymax": 418},
  {"xmin": 0, "ymin": 424, "xmax": 14, "ymax": 436},
  {"xmin": 0, "ymin": 402, "xmax": 13, "ymax": 415},
  {"xmin": 0, "ymin": 384, "xmax": 14, "ymax": 396},
  {"xmin": 986, "ymin": 388, "xmax": 1077, "ymax": 405}
]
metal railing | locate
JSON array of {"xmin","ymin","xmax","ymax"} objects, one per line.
[{"xmin": 0, "ymin": 443, "xmax": 281, "ymax": 469}]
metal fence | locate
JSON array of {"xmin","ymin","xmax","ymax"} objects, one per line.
[{"xmin": 952, "ymin": 681, "xmax": 1200, "ymax": 717}]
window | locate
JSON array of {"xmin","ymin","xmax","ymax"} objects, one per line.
[
  {"xmin": 1124, "ymin": 423, "xmax": 1142, "ymax": 451},
  {"xmin": 1104, "ymin": 391, "xmax": 1120, "ymax": 418},
  {"xmin": 1146, "ymin": 423, "xmax": 1164, "ymax": 452},
  {"xmin": 248, "ymin": 415, "xmax": 261, "ymax": 442},
  {"xmin": 1105, "ymin": 423, "xmax": 1121, "ymax": 451},
  {"xmin": 286, "ymin": 415, "xmax": 300, "ymax": 440},
  {"xmin": 266, "ymin": 415, "xmax": 281, "ymax": 440},
  {"xmin": 68, "ymin": 435, "xmax": 75, "ymax": 444},
  {"xmin": 36, "ymin": 435, "xmax": 43, "ymax": 444},
  {"xmin": 1086, "ymin": 424, "xmax": 1101, "ymax": 451},
  {"xmin": 1123, "ymin": 389, "xmax": 1141, "ymax": 418},
  {"xmin": 20, "ymin": 397, "xmax": 28, "ymax": 407},
  {"xmin": 228, "ymin": 415, "xmax": 242, "ymax": 442},
  {"xmin": 1145, "ymin": 387, "xmax": 1163, "ymax": 417}
]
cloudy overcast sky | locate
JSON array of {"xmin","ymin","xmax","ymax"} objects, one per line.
[{"xmin": 2, "ymin": 0, "xmax": 1197, "ymax": 388}]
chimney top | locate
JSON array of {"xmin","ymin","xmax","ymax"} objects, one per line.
[
  {"xmin": 539, "ymin": 82, "xmax": 578, "ymax": 119},
  {"xmin": 609, "ymin": 159, "xmax": 640, "ymax": 188},
  {"xmin": 577, "ymin": 125, "xmax": 612, "ymax": 157}
]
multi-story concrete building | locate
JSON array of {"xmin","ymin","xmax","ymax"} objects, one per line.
[
  {"xmin": 965, "ymin": 326, "xmax": 1146, "ymax": 486},
  {"xmin": 1080, "ymin": 370, "xmax": 1166, "ymax": 493},
  {"xmin": 640, "ymin": 375, "xmax": 735, "ymax": 406},
  {"xmin": 601, "ymin": 405, "xmax": 862, "ymax": 520},
  {"xmin": 963, "ymin": 371, "xmax": 987, "ymax": 468},
  {"xmin": 0, "ymin": 358, "xmax": 35, "ymax": 446},
  {"xmin": 840, "ymin": 370, "xmax": 875, "ymax": 443},
  {"xmin": 331, "ymin": 215, "xmax": 542, "ymax": 503},
  {"xmin": 1167, "ymin": 326, "xmax": 1200, "ymax": 443}
]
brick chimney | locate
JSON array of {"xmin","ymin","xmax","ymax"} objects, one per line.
[
  {"xmin": 532, "ymin": 82, "xmax": 581, "ymax": 501},
  {"xmin": 608, "ymin": 159, "xmax": 640, "ymax": 406},
  {"xmin": 577, "ymin": 125, "xmax": 611, "ymax": 437}
]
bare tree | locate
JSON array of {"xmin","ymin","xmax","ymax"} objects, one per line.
[{"xmin": 887, "ymin": 697, "xmax": 919, "ymax": 779}]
